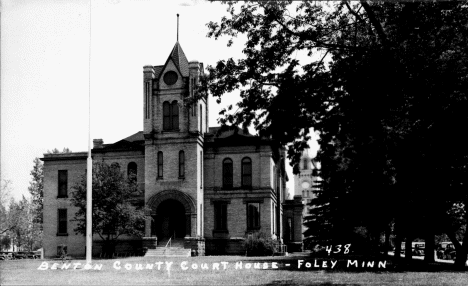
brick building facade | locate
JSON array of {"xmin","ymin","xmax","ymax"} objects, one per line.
[{"xmin": 41, "ymin": 42, "xmax": 302, "ymax": 257}]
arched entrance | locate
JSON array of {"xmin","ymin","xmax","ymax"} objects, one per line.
[
  {"xmin": 156, "ymin": 199, "xmax": 186, "ymax": 239},
  {"xmin": 147, "ymin": 190, "xmax": 196, "ymax": 241}
]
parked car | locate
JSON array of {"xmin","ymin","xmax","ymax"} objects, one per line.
[
  {"xmin": 412, "ymin": 243, "xmax": 425, "ymax": 256},
  {"xmin": 0, "ymin": 252, "xmax": 13, "ymax": 260},
  {"xmin": 399, "ymin": 242, "xmax": 425, "ymax": 256},
  {"xmin": 12, "ymin": 252, "xmax": 39, "ymax": 259},
  {"xmin": 437, "ymin": 241, "xmax": 460, "ymax": 260}
]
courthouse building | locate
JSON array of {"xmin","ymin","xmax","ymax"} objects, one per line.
[{"xmin": 41, "ymin": 41, "xmax": 303, "ymax": 257}]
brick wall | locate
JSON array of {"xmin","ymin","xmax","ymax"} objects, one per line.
[{"xmin": 42, "ymin": 150, "xmax": 146, "ymax": 258}]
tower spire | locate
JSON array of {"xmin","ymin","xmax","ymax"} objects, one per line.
[{"xmin": 177, "ymin": 14, "xmax": 179, "ymax": 42}]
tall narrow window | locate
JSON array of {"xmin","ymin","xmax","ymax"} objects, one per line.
[
  {"xmin": 200, "ymin": 151, "xmax": 203, "ymax": 188},
  {"xmin": 199, "ymin": 104, "xmax": 202, "ymax": 133},
  {"xmin": 163, "ymin": 101, "xmax": 179, "ymax": 130},
  {"xmin": 57, "ymin": 209, "xmax": 67, "ymax": 235},
  {"xmin": 179, "ymin": 150, "xmax": 185, "ymax": 178},
  {"xmin": 273, "ymin": 166, "xmax": 277, "ymax": 191},
  {"xmin": 157, "ymin": 151, "xmax": 163, "ymax": 178},
  {"xmin": 288, "ymin": 218, "xmax": 293, "ymax": 241},
  {"xmin": 145, "ymin": 82, "xmax": 150, "ymax": 119},
  {"xmin": 214, "ymin": 203, "xmax": 228, "ymax": 231},
  {"xmin": 128, "ymin": 162, "xmax": 137, "ymax": 182},
  {"xmin": 241, "ymin": 157, "xmax": 252, "ymax": 188},
  {"xmin": 303, "ymin": 159, "xmax": 308, "ymax": 170},
  {"xmin": 172, "ymin": 101, "xmax": 179, "ymax": 130},
  {"xmin": 223, "ymin": 158, "xmax": 233, "ymax": 189},
  {"xmin": 163, "ymin": 102, "xmax": 171, "ymax": 130},
  {"xmin": 58, "ymin": 170, "xmax": 68, "ymax": 198},
  {"xmin": 247, "ymin": 203, "xmax": 260, "ymax": 230},
  {"xmin": 272, "ymin": 202, "xmax": 276, "ymax": 234}
]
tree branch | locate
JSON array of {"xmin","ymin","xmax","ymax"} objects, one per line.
[{"xmin": 360, "ymin": 1, "xmax": 389, "ymax": 47}]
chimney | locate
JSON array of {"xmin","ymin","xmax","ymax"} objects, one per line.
[{"xmin": 93, "ymin": 139, "xmax": 103, "ymax": 149}]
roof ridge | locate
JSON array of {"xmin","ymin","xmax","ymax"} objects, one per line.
[{"xmin": 168, "ymin": 42, "xmax": 189, "ymax": 77}]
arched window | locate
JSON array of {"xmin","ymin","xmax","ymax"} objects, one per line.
[
  {"xmin": 127, "ymin": 162, "xmax": 137, "ymax": 182},
  {"xmin": 223, "ymin": 158, "xmax": 233, "ymax": 189},
  {"xmin": 163, "ymin": 101, "xmax": 179, "ymax": 130},
  {"xmin": 157, "ymin": 152, "xmax": 163, "ymax": 178},
  {"xmin": 241, "ymin": 157, "xmax": 252, "ymax": 188},
  {"xmin": 163, "ymin": 102, "xmax": 171, "ymax": 130},
  {"xmin": 303, "ymin": 158, "xmax": 308, "ymax": 170},
  {"xmin": 172, "ymin": 101, "xmax": 179, "ymax": 130},
  {"xmin": 179, "ymin": 150, "xmax": 185, "ymax": 178}
]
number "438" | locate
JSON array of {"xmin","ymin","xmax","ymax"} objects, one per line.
[{"xmin": 325, "ymin": 244, "xmax": 351, "ymax": 255}]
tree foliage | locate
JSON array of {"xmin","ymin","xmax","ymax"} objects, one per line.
[
  {"xmin": 5, "ymin": 196, "xmax": 42, "ymax": 251},
  {"xmin": 205, "ymin": 0, "xmax": 468, "ymax": 267},
  {"xmin": 0, "ymin": 180, "xmax": 12, "ymax": 236},
  {"xmin": 28, "ymin": 158, "xmax": 44, "ymax": 226},
  {"xmin": 47, "ymin": 147, "xmax": 72, "ymax": 154},
  {"xmin": 70, "ymin": 161, "xmax": 146, "ymax": 254}
]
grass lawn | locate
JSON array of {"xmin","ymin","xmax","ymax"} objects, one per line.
[{"xmin": 1, "ymin": 256, "xmax": 467, "ymax": 286}]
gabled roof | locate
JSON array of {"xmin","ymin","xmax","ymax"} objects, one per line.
[
  {"xmin": 93, "ymin": 131, "xmax": 144, "ymax": 153},
  {"xmin": 165, "ymin": 42, "xmax": 189, "ymax": 77},
  {"xmin": 122, "ymin": 131, "xmax": 144, "ymax": 142},
  {"xmin": 153, "ymin": 65, "xmax": 164, "ymax": 79},
  {"xmin": 208, "ymin": 126, "xmax": 254, "ymax": 139}
]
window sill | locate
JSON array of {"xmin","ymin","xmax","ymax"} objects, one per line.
[
  {"xmin": 157, "ymin": 177, "xmax": 163, "ymax": 180},
  {"xmin": 56, "ymin": 233, "xmax": 69, "ymax": 236},
  {"xmin": 178, "ymin": 177, "xmax": 185, "ymax": 180},
  {"xmin": 213, "ymin": 230, "xmax": 229, "ymax": 234},
  {"xmin": 213, "ymin": 230, "xmax": 229, "ymax": 238},
  {"xmin": 57, "ymin": 196, "xmax": 68, "ymax": 199}
]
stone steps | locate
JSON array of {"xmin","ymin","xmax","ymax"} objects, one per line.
[{"xmin": 145, "ymin": 247, "xmax": 191, "ymax": 257}]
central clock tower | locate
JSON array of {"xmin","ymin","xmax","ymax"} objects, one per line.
[{"xmin": 143, "ymin": 42, "xmax": 207, "ymax": 240}]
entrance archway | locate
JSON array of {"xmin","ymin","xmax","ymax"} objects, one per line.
[
  {"xmin": 147, "ymin": 190, "xmax": 196, "ymax": 240},
  {"xmin": 156, "ymin": 199, "xmax": 186, "ymax": 239}
]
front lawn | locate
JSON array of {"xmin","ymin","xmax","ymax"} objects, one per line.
[{"xmin": 1, "ymin": 256, "xmax": 467, "ymax": 285}]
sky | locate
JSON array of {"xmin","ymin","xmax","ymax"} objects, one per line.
[{"xmin": 1, "ymin": 0, "xmax": 319, "ymax": 201}]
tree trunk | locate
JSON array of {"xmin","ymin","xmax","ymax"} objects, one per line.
[
  {"xmin": 454, "ymin": 247, "xmax": 467, "ymax": 269},
  {"xmin": 394, "ymin": 234, "xmax": 402, "ymax": 260},
  {"xmin": 405, "ymin": 235, "xmax": 413, "ymax": 262},
  {"xmin": 393, "ymin": 220, "xmax": 402, "ymax": 261},
  {"xmin": 424, "ymin": 230, "xmax": 435, "ymax": 263},
  {"xmin": 384, "ymin": 224, "xmax": 391, "ymax": 259},
  {"xmin": 453, "ymin": 201, "xmax": 468, "ymax": 269}
]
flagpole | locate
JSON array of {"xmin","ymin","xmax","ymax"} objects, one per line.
[{"xmin": 86, "ymin": 0, "xmax": 93, "ymax": 265}]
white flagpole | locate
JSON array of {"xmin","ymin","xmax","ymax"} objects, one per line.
[{"xmin": 86, "ymin": 0, "xmax": 93, "ymax": 265}]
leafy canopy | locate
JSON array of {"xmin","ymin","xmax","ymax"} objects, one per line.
[{"xmin": 70, "ymin": 161, "xmax": 146, "ymax": 243}]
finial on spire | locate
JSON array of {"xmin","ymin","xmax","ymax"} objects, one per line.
[{"xmin": 177, "ymin": 14, "xmax": 179, "ymax": 42}]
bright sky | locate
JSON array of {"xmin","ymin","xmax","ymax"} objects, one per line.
[{"xmin": 1, "ymin": 0, "xmax": 319, "ymax": 201}]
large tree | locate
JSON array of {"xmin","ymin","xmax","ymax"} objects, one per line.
[
  {"xmin": 204, "ymin": 0, "xmax": 468, "ymax": 267},
  {"xmin": 0, "ymin": 180, "xmax": 12, "ymax": 235},
  {"xmin": 7, "ymin": 196, "xmax": 41, "ymax": 251},
  {"xmin": 28, "ymin": 158, "xmax": 44, "ymax": 226},
  {"xmin": 70, "ymin": 161, "xmax": 146, "ymax": 255}
]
